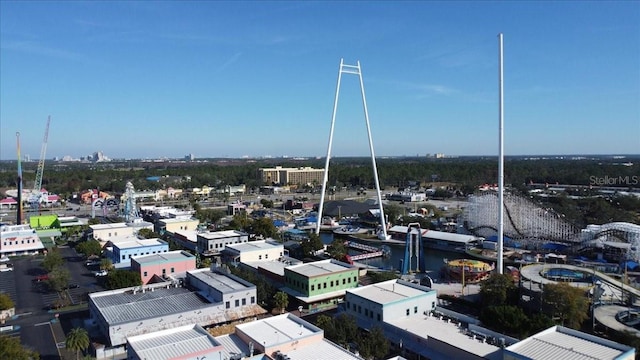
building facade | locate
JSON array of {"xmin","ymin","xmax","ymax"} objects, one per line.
[
  {"xmin": 131, "ymin": 250, "xmax": 196, "ymax": 284},
  {"xmin": 0, "ymin": 224, "xmax": 45, "ymax": 256},
  {"xmin": 258, "ymin": 166, "xmax": 324, "ymax": 186},
  {"xmin": 110, "ymin": 238, "xmax": 169, "ymax": 266},
  {"xmin": 197, "ymin": 230, "xmax": 249, "ymax": 256},
  {"xmin": 90, "ymin": 221, "xmax": 154, "ymax": 244},
  {"xmin": 225, "ymin": 239, "xmax": 284, "ymax": 264},
  {"xmin": 156, "ymin": 217, "xmax": 199, "ymax": 235}
]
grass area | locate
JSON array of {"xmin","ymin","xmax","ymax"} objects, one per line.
[{"xmin": 51, "ymin": 303, "xmax": 88, "ymax": 314}]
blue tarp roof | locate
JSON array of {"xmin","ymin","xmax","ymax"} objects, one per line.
[
  {"xmin": 624, "ymin": 261, "xmax": 639, "ymax": 270},
  {"xmin": 272, "ymin": 219, "xmax": 286, "ymax": 227},
  {"xmin": 542, "ymin": 243, "xmax": 568, "ymax": 250},
  {"xmin": 486, "ymin": 235, "xmax": 513, "ymax": 242}
]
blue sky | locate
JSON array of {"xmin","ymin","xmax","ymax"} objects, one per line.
[{"xmin": 1, "ymin": 1, "xmax": 639, "ymax": 160}]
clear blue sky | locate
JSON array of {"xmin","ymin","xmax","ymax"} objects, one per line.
[{"xmin": 1, "ymin": 1, "xmax": 639, "ymax": 160}]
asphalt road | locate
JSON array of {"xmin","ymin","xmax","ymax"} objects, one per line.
[{"xmin": 0, "ymin": 246, "xmax": 106, "ymax": 360}]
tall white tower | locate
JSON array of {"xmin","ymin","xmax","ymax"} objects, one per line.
[{"xmin": 315, "ymin": 59, "xmax": 388, "ymax": 239}]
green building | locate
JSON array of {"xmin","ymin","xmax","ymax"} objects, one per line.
[
  {"xmin": 283, "ymin": 259, "xmax": 359, "ymax": 312},
  {"xmin": 29, "ymin": 214, "xmax": 62, "ymax": 249}
]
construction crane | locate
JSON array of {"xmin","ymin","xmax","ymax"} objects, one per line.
[{"xmin": 29, "ymin": 116, "xmax": 51, "ymax": 210}]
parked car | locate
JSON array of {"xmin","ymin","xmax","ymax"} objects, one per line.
[
  {"xmin": 0, "ymin": 256, "xmax": 10, "ymax": 262},
  {"xmin": 65, "ymin": 284, "xmax": 80, "ymax": 289},
  {"xmin": 94, "ymin": 270, "xmax": 108, "ymax": 277},
  {"xmin": 34, "ymin": 274, "xmax": 49, "ymax": 282},
  {"xmin": 86, "ymin": 260, "xmax": 100, "ymax": 267}
]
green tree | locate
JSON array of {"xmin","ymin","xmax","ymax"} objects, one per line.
[
  {"xmin": 274, "ymin": 291, "xmax": 289, "ymax": 314},
  {"xmin": 137, "ymin": 228, "xmax": 160, "ymax": 239},
  {"xmin": 100, "ymin": 258, "xmax": 113, "ymax": 271},
  {"xmin": 65, "ymin": 327, "xmax": 90, "ymax": 360},
  {"xmin": 228, "ymin": 213, "xmax": 252, "ymax": 231},
  {"xmin": 0, "ymin": 293, "xmax": 14, "ymax": 310},
  {"xmin": 0, "ymin": 334, "xmax": 40, "ymax": 360},
  {"xmin": 300, "ymin": 232, "xmax": 324, "ymax": 257},
  {"xmin": 260, "ymin": 198, "xmax": 274, "ymax": 208},
  {"xmin": 479, "ymin": 273, "xmax": 518, "ymax": 307},
  {"xmin": 357, "ymin": 326, "xmax": 389, "ymax": 360},
  {"xmin": 479, "ymin": 305, "xmax": 530, "ymax": 338},
  {"xmin": 251, "ymin": 217, "xmax": 278, "ymax": 239},
  {"xmin": 87, "ymin": 218, "xmax": 101, "ymax": 225},
  {"xmin": 104, "ymin": 269, "xmax": 142, "ymax": 290},
  {"xmin": 542, "ymin": 282, "xmax": 589, "ymax": 329},
  {"xmin": 367, "ymin": 271, "xmax": 398, "ymax": 284},
  {"xmin": 199, "ymin": 257, "xmax": 212, "ymax": 269},
  {"xmin": 42, "ymin": 248, "xmax": 64, "ymax": 272},
  {"xmin": 48, "ymin": 267, "xmax": 71, "ymax": 293},
  {"xmin": 332, "ymin": 314, "xmax": 358, "ymax": 347},
  {"xmin": 76, "ymin": 240, "xmax": 102, "ymax": 257},
  {"xmin": 327, "ymin": 238, "xmax": 347, "ymax": 260}
]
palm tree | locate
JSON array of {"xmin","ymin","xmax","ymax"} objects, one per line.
[{"xmin": 65, "ymin": 327, "xmax": 89, "ymax": 360}]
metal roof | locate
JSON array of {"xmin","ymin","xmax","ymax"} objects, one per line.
[
  {"xmin": 424, "ymin": 230, "xmax": 480, "ymax": 244},
  {"xmin": 132, "ymin": 250, "xmax": 194, "ymax": 265},
  {"xmin": 188, "ymin": 269, "xmax": 251, "ymax": 293},
  {"xmin": 198, "ymin": 230, "xmax": 248, "ymax": 240},
  {"xmin": 113, "ymin": 238, "xmax": 165, "ymax": 249},
  {"xmin": 286, "ymin": 259, "xmax": 355, "ymax": 278},
  {"xmin": 347, "ymin": 279, "xmax": 434, "ymax": 305},
  {"xmin": 284, "ymin": 339, "xmax": 364, "ymax": 360},
  {"xmin": 127, "ymin": 324, "xmax": 221, "ymax": 360},
  {"xmin": 91, "ymin": 287, "xmax": 211, "ymax": 325},
  {"xmin": 505, "ymin": 326, "xmax": 633, "ymax": 360},
  {"xmin": 215, "ymin": 334, "xmax": 251, "ymax": 359},
  {"xmin": 226, "ymin": 240, "xmax": 283, "ymax": 253},
  {"xmin": 237, "ymin": 314, "xmax": 320, "ymax": 348}
]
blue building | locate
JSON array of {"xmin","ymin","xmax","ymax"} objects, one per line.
[{"xmin": 110, "ymin": 238, "xmax": 169, "ymax": 268}]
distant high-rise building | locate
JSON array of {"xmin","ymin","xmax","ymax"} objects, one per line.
[
  {"xmin": 185, "ymin": 153, "xmax": 195, "ymax": 161},
  {"xmin": 258, "ymin": 166, "xmax": 324, "ymax": 186}
]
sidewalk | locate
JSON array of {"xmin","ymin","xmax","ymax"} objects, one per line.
[{"xmin": 49, "ymin": 318, "xmax": 76, "ymax": 360}]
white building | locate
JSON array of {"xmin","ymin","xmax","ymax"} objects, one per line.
[
  {"xmin": 126, "ymin": 324, "xmax": 225, "ymax": 360},
  {"xmin": 197, "ymin": 230, "xmax": 249, "ymax": 256},
  {"xmin": 225, "ymin": 239, "xmax": 284, "ymax": 264},
  {"xmin": 504, "ymin": 325, "xmax": 634, "ymax": 360},
  {"xmin": 0, "ymin": 224, "xmax": 45, "ymax": 256},
  {"xmin": 88, "ymin": 269, "xmax": 266, "ymax": 351},
  {"xmin": 344, "ymin": 279, "xmax": 437, "ymax": 325},
  {"xmin": 90, "ymin": 221, "xmax": 154, "ymax": 245}
]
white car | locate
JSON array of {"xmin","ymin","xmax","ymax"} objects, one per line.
[
  {"xmin": 0, "ymin": 256, "xmax": 10, "ymax": 263},
  {"xmin": 94, "ymin": 270, "xmax": 108, "ymax": 277}
]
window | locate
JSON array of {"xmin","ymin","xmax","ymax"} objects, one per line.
[
  {"xmin": 414, "ymin": 306, "xmax": 418, "ymax": 314},
  {"xmin": 348, "ymin": 277, "xmax": 351, "ymax": 283},
  {"xmin": 265, "ymin": 254, "xmax": 269, "ymax": 259},
  {"xmin": 406, "ymin": 309, "xmax": 410, "ymax": 316},
  {"xmin": 365, "ymin": 309, "xmax": 369, "ymax": 316},
  {"xmin": 353, "ymin": 276, "xmax": 357, "ymax": 283},
  {"xmin": 251, "ymin": 296, "xmax": 255, "ymax": 304},
  {"xmin": 258, "ymin": 255, "xmax": 262, "ymax": 260},
  {"xmin": 342, "ymin": 279, "xmax": 346, "ymax": 285},
  {"xmin": 242, "ymin": 298, "xmax": 246, "ymax": 305},
  {"xmin": 143, "ymin": 271, "xmax": 147, "ymax": 277},
  {"xmin": 171, "ymin": 267, "xmax": 175, "ymax": 273},
  {"xmin": 323, "ymin": 283, "xmax": 327, "ymax": 289},
  {"xmin": 432, "ymin": 301, "xmax": 436, "ymax": 309},
  {"xmin": 226, "ymin": 301, "xmax": 230, "ymax": 309},
  {"xmin": 330, "ymin": 281, "xmax": 334, "ymax": 287},
  {"xmin": 162, "ymin": 269, "xmax": 166, "ymax": 275},
  {"xmin": 311, "ymin": 285, "xmax": 315, "ymax": 291},
  {"xmin": 235, "ymin": 299, "xmax": 239, "ymax": 307},
  {"xmin": 377, "ymin": 314, "xmax": 381, "ymax": 321},
  {"xmin": 122, "ymin": 255, "xmax": 126, "ymax": 260}
]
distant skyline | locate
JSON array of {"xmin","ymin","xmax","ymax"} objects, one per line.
[{"xmin": 1, "ymin": 1, "xmax": 639, "ymax": 160}]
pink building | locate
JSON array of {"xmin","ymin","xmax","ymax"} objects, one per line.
[{"xmin": 131, "ymin": 250, "xmax": 196, "ymax": 284}]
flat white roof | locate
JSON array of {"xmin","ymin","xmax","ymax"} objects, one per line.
[
  {"xmin": 236, "ymin": 313, "xmax": 319, "ymax": 348},
  {"xmin": 174, "ymin": 230, "xmax": 198, "ymax": 242},
  {"xmin": 198, "ymin": 230, "xmax": 248, "ymax": 240},
  {"xmin": 132, "ymin": 250, "xmax": 194, "ymax": 265},
  {"xmin": 505, "ymin": 325, "xmax": 634, "ymax": 360},
  {"xmin": 158, "ymin": 217, "xmax": 198, "ymax": 224},
  {"xmin": 90, "ymin": 222, "xmax": 128, "ymax": 230},
  {"xmin": 127, "ymin": 324, "xmax": 221, "ymax": 359},
  {"xmin": 285, "ymin": 339, "xmax": 363, "ymax": 360},
  {"xmin": 424, "ymin": 230, "xmax": 480, "ymax": 244},
  {"xmin": 387, "ymin": 315, "xmax": 501, "ymax": 359},
  {"xmin": 227, "ymin": 240, "xmax": 283, "ymax": 253},
  {"xmin": 286, "ymin": 259, "xmax": 355, "ymax": 278},
  {"xmin": 348, "ymin": 280, "xmax": 434, "ymax": 305},
  {"xmin": 188, "ymin": 269, "xmax": 251, "ymax": 293},
  {"xmin": 114, "ymin": 238, "xmax": 165, "ymax": 249}
]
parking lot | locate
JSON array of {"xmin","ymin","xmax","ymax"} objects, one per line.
[{"xmin": 0, "ymin": 246, "xmax": 106, "ymax": 359}]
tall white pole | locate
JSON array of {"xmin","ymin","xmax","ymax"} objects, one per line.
[
  {"xmin": 356, "ymin": 61, "xmax": 388, "ymax": 240},
  {"xmin": 497, "ymin": 33, "xmax": 505, "ymax": 274},
  {"xmin": 316, "ymin": 59, "xmax": 344, "ymax": 234}
]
